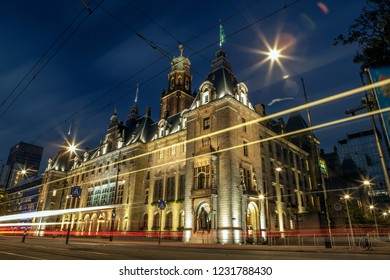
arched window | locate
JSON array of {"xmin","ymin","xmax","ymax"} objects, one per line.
[
  {"xmin": 179, "ymin": 211, "xmax": 184, "ymax": 229},
  {"xmin": 153, "ymin": 213, "xmax": 160, "ymax": 229},
  {"xmin": 170, "ymin": 77, "xmax": 174, "ymax": 89},
  {"xmin": 202, "ymin": 90, "xmax": 209, "ymax": 104},
  {"xmin": 193, "ymin": 165, "xmax": 210, "ymax": 189},
  {"xmin": 165, "ymin": 212, "xmax": 173, "ymax": 230},
  {"xmin": 143, "ymin": 214, "xmax": 148, "ymax": 230},
  {"xmin": 198, "ymin": 173, "xmax": 206, "ymax": 189},
  {"xmin": 185, "ymin": 78, "xmax": 189, "ymax": 90}
]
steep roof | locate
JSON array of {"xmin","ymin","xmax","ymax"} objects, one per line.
[{"xmin": 206, "ymin": 49, "xmax": 238, "ymax": 97}]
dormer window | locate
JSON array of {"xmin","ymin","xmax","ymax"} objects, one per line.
[
  {"xmin": 159, "ymin": 127, "xmax": 164, "ymax": 137},
  {"xmin": 203, "ymin": 91, "xmax": 209, "ymax": 104},
  {"xmin": 240, "ymin": 91, "xmax": 247, "ymax": 106}
]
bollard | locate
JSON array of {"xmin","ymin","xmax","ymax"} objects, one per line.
[{"xmin": 21, "ymin": 228, "xmax": 27, "ymax": 243}]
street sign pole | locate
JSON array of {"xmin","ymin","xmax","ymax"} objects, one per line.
[
  {"xmin": 157, "ymin": 199, "xmax": 166, "ymax": 246},
  {"xmin": 66, "ymin": 186, "xmax": 82, "ymax": 245}
]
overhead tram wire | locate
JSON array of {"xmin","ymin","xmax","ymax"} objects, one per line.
[
  {"xmin": 0, "ymin": 0, "xmax": 105, "ymax": 120},
  {"xmin": 182, "ymin": 0, "xmax": 266, "ymax": 46},
  {"xmin": 26, "ymin": 0, "xmax": 302, "ymax": 146},
  {"xmin": 123, "ymin": 0, "xmax": 210, "ymax": 64},
  {"xmin": 70, "ymin": 0, "xmax": 304, "ymax": 122},
  {"xmin": 1, "ymin": 79, "xmax": 389, "ymax": 208},
  {"xmin": 0, "ymin": 4, "xmax": 86, "ymax": 109}
]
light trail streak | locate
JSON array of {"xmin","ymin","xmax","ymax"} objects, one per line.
[
  {"xmin": 1, "ymin": 79, "xmax": 389, "ymax": 205},
  {"xmin": 0, "ymin": 204, "xmax": 122, "ymax": 222},
  {"xmin": 0, "ymin": 222, "xmax": 62, "ymax": 228}
]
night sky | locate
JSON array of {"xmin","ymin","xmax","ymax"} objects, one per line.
[{"xmin": 0, "ymin": 0, "xmax": 370, "ymax": 172}]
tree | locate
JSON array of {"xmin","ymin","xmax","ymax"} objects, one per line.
[{"xmin": 334, "ymin": 0, "xmax": 390, "ymax": 70}]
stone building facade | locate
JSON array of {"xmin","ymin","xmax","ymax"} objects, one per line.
[{"xmin": 37, "ymin": 46, "xmax": 314, "ymax": 244}]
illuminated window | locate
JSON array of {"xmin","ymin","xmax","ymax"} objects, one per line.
[
  {"xmin": 203, "ymin": 117, "xmax": 210, "ymax": 130},
  {"xmin": 143, "ymin": 214, "xmax": 148, "ymax": 229},
  {"xmin": 153, "ymin": 213, "xmax": 160, "ymax": 229},
  {"xmin": 158, "ymin": 150, "xmax": 163, "ymax": 159},
  {"xmin": 203, "ymin": 91, "xmax": 209, "ymax": 104},
  {"xmin": 166, "ymin": 177, "xmax": 175, "ymax": 201},
  {"xmin": 144, "ymin": 190, "xmax": 149, "ymax": 204},
  {"xmin": 153, "ymin": 179, "xmax": 163, "ymax": 202},
  {"xmin": 193, "ymin": 165, "xmax": 210, "ymax": 189},
  {"xmin": 165, "ymin": 212, "xmax": 173, "ymax": 229},
  {"xmin": 243, "ymin": 141, "xmax": 248, "ymax": 156},
  {"xmin": 178, "ymin": 175, "xmax": 185, "ymax": 200},
  {"xmin": 170, "ymin": 145, "xmax": 176, "ymax": 156},
  {"xmin": 242, "ymin": 118, "xmax": 247, "ymax": 132}
]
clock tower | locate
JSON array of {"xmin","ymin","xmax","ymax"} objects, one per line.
[{"xmin": 160, "ymin": 43, "xmax": 194, "ymax": 119}]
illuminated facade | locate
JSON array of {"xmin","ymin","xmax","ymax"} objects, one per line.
[{"xmin": 37, "ymin": 46, "xmax": 313, "ymax": 244}]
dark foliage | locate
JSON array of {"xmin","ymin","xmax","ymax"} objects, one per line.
[{"xmin": 334, "ymin": 0, "xmax": 390, "ymax": 70}]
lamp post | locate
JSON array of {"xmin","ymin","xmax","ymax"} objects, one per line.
[
  {"xmin": 343, "ymin": 194, "xmax": 355, "ymax": 246},
  {"xmin": 274, "ymin": 167, "xmax": 285, "ymax": 238},
  {"xmin": 369, "ymin": 205, "xmax": 379, "ymax": 238},
  {"xmin": 259, "ymin": 194, "xmax": 268, "ymax": 243},
  {"xmin": 65, "ymin": 141, "xmax": 80, "ymax": 245},
  {"xmin": 266, "ymin": 49, "xmax": 332, "ymax": 248},
  {"xmin": 364, "ymin": 180, "xmax": 380, "ymax": 238}
]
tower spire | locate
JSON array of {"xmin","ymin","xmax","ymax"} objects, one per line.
[
  {"xmin": 67, "ymin": 120, "xmax": 73, "ymax": 136},
  {"xmin": 135, "ymin": 83, "xmax": 139, "ymax": 104},
  {"xmin": 219, "ymin": 20, "xmax": 225, "ymax": 48}
]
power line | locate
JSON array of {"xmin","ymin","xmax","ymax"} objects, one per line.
[
  {"xmin": 8, "ymin": 0, "xmax": 301, "ymax": 146},
  {"xmin": 0, "ymin": 1, "xmax": 105, "ymax": 120}
]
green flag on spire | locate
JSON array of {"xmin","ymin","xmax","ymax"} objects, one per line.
[{"xmin": 219, "ymin": 22, "xmax": 225, "ymax": 47}]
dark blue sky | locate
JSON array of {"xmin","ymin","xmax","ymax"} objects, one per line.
[{"xmin": 0, "ymin": 0, "xmax": 370, "ymax": 172}]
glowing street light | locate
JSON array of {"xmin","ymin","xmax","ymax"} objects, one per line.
[
  {"xmin": 369, "ymin": 205, "xmax": 379, "ymax": 238},
  {"xmin": 264, "ymin": 46, "xmax": 332, "ymax": 248},
  {"xmin": 268, "ymin": 49, "xmax": 280, "ymax": 60},
  {"xmin": 343, "ymin": 194, "xmax": 355, "ymax": 246},
  {"xmin": 68, "ymin": 144, "xmax": 77, "ymax": 153}
]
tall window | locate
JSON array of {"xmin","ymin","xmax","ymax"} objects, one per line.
[
  {"xmin": 153, "ymin": 213, "xmax": 160, "ymax": 229},
  {"xmin": 243, "ymin": 141, "xmax": 248, "ymax": 156},
  {"xmin": 116, "ymin": 184, "xmax": 124, "ymax": 204},
  {"xmin": 165, "ymin": 212, "xmax": 173, "ymax": 229},
  {"xmin": 178, "ymin": 175, "xmax": 185, "ymax": 200},
  {"xmin": 170, "ymin": 145, "xmax": 176, "ymax": 156},
  {"xmin": 144, "ymin": 190, "xmax": 149, "ymax": 204},
  {"xmin": 153, "ymin": 179, "xmax": 163, "ymax": 202},
  {"xmin": 194, "ymin": 165, "xmax": 210, "ymax": 189},
  {"xmin": 242, "ymin": 118, "xmax": 246, "ymax": 132},
  {"xmin": 166, "ymin": 177, "xmax": 175, "ymax": 202},
  {"xmin": 203, "ymin": 117, "xmax": 210, "ymax": 130},
  {"xmin": 142, "ymin": 214, "xmax": 148, "ymax": 230},
  {"xmin": 243, "ymin": 168, "xmax": 252, "ymax": 190}
]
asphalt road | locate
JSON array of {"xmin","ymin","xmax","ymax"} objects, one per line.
[{"xmin": 0, "ymin": 235, "xmax": 389, "ymax": 260}]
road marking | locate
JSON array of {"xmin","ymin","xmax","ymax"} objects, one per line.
[{"xmin": 0, "ymin": 250, "xmax": 45, "ymax": 260}]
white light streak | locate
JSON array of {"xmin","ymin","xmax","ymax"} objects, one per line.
[{"xmin": 0, "ymin": 204, "xmax": 121, "ymax": 223}]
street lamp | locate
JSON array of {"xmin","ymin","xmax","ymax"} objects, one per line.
[
  {"xmin": 65, "ymin": 142, "xmax": 79, "ymax": 245},
  {"xmin": 369, "ymin": 205, "xmax": 379, "ymax": 238},
  {"xmin": 343, "ymin": 194, "xmax": 355, "ymax": 246},
  {"xmin": 266, "ymin": 48, "xmax": 332, "ymax": 248},
  {"xmin": 274, "ymin": 167, "xmax": 285, "ymax": 238},
  {"xmin": 259, "ymin": 194, "xmax": 268, "ymax": 242}
]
